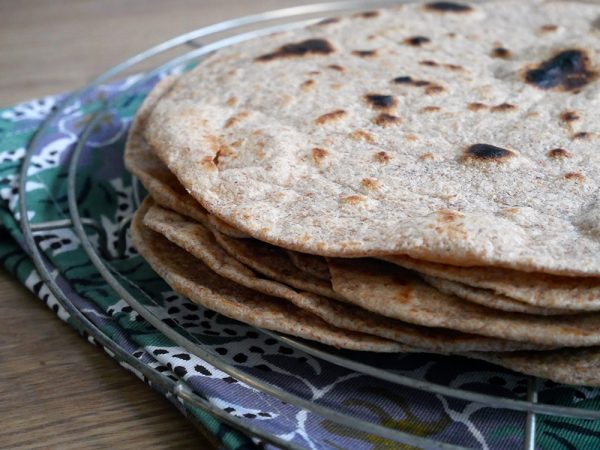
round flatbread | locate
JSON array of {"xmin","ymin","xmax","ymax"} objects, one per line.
[
  {"xmin": 145, "ymin": 204, "xmax": 545, "ymax": 352},
  {"xmin": 328, "ymin": 258, "xmax": 600, "ymax": 347},
  {"xmin": 385, "ymin": 254, "xmax": 600, "ymax": 311},
  {"xmin": 287, "ymin": 250, "xmax": 331, "ymax": 281},
  {"xmin": 288, "ymin": 250, "xmax": 585, "ymax": 314},
  {"xmin": 214, "ymin": 229, "xmax": 342, "ymax": 301},
  {"xmin": 474, "ymin": 347, "xmax": 600, "ymax": 387},
  {"xmin": 131, "ymin": 198, "xmax": 407, "ymax": 352},
  {"xmin": 133, "ymin": 200, "xmax": 600, "ymax": 385},
  {"xmin": 422, "ymin": 275, "xmax": 576, "ymax": 316},
  {"xmin": 144, "ymin": 0, "xmax": 600, "ymax": 275},
  {"xmin": 125, "ymin": 76, "xmax": 248, "ymax": 239}
]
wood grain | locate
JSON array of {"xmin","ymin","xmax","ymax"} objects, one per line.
[
  {"xmin": 0, "ymin": 278, "xmax": 212, "ymax": 449},
  {"xmin": 0, "ymin": 0, "xmax": 305, "ymax": 448}
]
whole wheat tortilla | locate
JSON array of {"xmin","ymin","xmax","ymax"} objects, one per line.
[
  {"xmin": 214, "ymin": 229, "xmax": 343, "ymax": 301},
  {"xmin": 132, "ymin": 198, "xmax": 409, "ymax": 352},
  {"xmin": 132, "ymin": 202, "xmax": 600, "ymax": 384},
  {"xmin": 133, "ymin": 203, "xmax": 600, "ymax": 385},
  {"xmin": 288, "ymin": 250, "xmax": 579, "ymax": 315},
  {"xmin": 473, "ymin": 348, "xmax": 600, "ymax": 387},
  {"xmin": 126, "ymin": 102, "xmax": 591, "ymax": 318},
  {"xmin": 422, "ymin": 275, "xmax": 575, "ymax": 316},
  {"xmin": 144, "ymin": 0, "xmax": 600, "ymax": 275},
  {"xmin": 145, "ymin": 204, "xmax": 545, "ymax": 352},
  {"xmin": 386, "ymin": 254, "xmax": 600, "ymax": 311},
  {"xmin": 134, "ymin": 208, "xmax": 600, "ymax": 385},
  {"xmin": 129, "ymin": 91, "xmax": 576, "ymax": 317},
  {"xmin": 328, "ymin": 258, "xmax": 600, "ymax": 347},
  {"xmin": 124, "ymin": 76, "xmax": 248, "ymax": 239},
  {"xmin": 287, "ymin": 250, "xmax": 331, "ymax": 281}
]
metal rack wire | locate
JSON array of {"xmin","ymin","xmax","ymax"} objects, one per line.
[{"xmin": 18, "ymin": 1, "xmax": 600, "ymax": 449}]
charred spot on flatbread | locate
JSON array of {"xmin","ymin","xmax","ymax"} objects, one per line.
[
  {"xmin": 364, "ymin": 94, "xmax": 397, "ymax": 110},
  {"xmin": 424, "ymin": 2, "xmax": 473, "ymax": 13},
  {"xmin": 524, "ymin": 49, "xmax": 596, "ymax": 92},
  {"xmin": 257, "ymin": 39, "xmax": 335, "ymax": 62},
  {"xmin": 462, "ymin": 143, "xmax": 516, "ymax": 162}
]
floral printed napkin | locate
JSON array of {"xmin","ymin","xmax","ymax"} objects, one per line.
[{"xmin": 2, "ymin": 74, "xmax": 600, "ymax": 450}]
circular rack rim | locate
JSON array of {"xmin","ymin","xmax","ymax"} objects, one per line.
[
  {"xmin": 64, "ymin": 0, "xmax": 600, "ymax": 446},
  {"xmin": 18, "ymin": 1, "xmax": 600, "ymax": 450},
  {"xmin": 16, "ymin": 2, "xmax": 418, "ymax": 449},
  {"xmin": 16, "ymin": 3, "xmax": 397, "ymax": 448},
  {"xmin": 16, "ymin": 75, "xmax": 306, "ymax": 450},
  {"xmin": 65, "ymin": 11, "xmax": 469, "ymax": 450},
  {"xmin": 20, "ymin": 2, "xmax": 466, "ymax": 449},
  {"xmin": 68, "ymin": 0, "xmax": 600, "ymax": 421}
]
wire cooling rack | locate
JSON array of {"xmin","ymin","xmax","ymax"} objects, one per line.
[{"xmin": 18, "ymin": 1, "xmax": 600, "ymax": 449}]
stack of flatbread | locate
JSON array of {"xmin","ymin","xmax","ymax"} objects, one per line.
[{"xmin": 126, "ymin": 0, "xmax": 600, "ymax": 386}]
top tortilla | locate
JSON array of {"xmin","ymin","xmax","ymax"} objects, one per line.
[
  {"xmin": 144, "ymin": 0, "xmax": 600, "ymax": 275},
  {"xmin": 127, "ymin": 78, "xmax": 600, "ymax": 311},
  {"xmin": 125, "ymin": 75, "xmax": 249, "ymax": 239}
]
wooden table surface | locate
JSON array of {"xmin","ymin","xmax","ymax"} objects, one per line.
[{"xmin": 0, "ymin": 1, "xmax": 305, "ymax": 448}]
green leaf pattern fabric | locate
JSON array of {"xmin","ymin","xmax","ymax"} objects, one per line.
[{"xmin": 2, "ymin": 74, "xmax": 600, "ymax": 450}]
